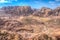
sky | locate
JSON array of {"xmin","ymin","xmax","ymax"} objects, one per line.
[{"xmin": 0, "ymin": 0, "xmax": 60, "ymax": 9}]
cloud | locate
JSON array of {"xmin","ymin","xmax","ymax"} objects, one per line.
[
  {"xmin": 0, "ymin": 0, "xmax": 10, "ymax": 3},
  {"xmin": 55, "ymin": 0, "xmax": 60, "ymax": 2},
  {"xmin": 0, "ymin": 0, "xmax": 17, "ymax": 3},
  {"xmin": 49, "ymin": 1, "xmax": 60, "ymax": 6},
  {"xmin": 34, "ymin": 1, "xmax": 40, "ymax": 3},
  {"xmin": 49, "ymin": 1, "xmax": 55, "ymax": 6}
]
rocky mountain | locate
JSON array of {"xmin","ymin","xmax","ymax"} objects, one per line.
[
  {"xmin": 33, "ymin": 7, "xmax": 60, "ymax": 17},
  {"xmin": 1, "ymin": 6, "xmax": 33, "ymax": 16},
  {"xmin": 0, "ymin": 6, "xmax": 60, "ymax": 40},
  {"xmin": 0, "ymin": 6, "xmax": 60, "ymax": 17}
]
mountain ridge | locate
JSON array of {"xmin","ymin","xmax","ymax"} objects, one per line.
[{"xmin": 0, "ymin": 6, "xmax": 60, "ymax": 17}]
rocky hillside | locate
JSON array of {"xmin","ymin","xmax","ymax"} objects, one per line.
[{"xmin": 0, "ymin": 6, "xmax": 60, "ymax": 40}]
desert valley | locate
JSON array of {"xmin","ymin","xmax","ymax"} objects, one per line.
[{"xmin": 0, "ymin": 6, "xmax": 60, "ymax": 40}]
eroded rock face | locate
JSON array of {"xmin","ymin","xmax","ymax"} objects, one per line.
[
  {"xmin": 0, "ymin": 19, "xmax": 24, "ymax": 30},
  {"xmin": 17, "ymin": 6, "xmax": 33, "ymax": 16},
  {"xmin": 33, "ymin": 7, "xmax": 60, "ymax": 17},
  {"xmin": 0, "ymin": 6, "xmax": 60, "ymax": 17},
  {"xmin": 1, "ymin": 6, "xmax": 33, "ymax": 16},
  {"xmin": 33, "ymin": 9, "xmax": 44, "ymax": 17},
  {"xmin": 40, "ymin": 7, "xmax": 52, "ymax": 17},
  {"xmin": 53, "ymin": 7, "xmax": 60, "ymax": 16},
  {"xmin": 33, "ymin": 7, "xmax": 52, "ymax": 17}
]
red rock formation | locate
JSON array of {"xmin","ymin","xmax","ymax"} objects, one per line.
[
  {"xmin": 0, "ymin": 6, "xmax": 60, "ymax": 17},
  {"xmin": 1, "ymin": 6, "xmax": 33, "ymax": 16}
]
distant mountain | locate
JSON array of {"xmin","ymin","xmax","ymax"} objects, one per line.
[
  {"xmin": 0, "ymin": 9, "xmax": 11, "ymax": 17},
  {"xmin": 1, "ymin": 6, "xmax": 33, "ymax": 16},
  {"xmin": 0, "ymin": 6, "xmax": 60, "ymax": 17}
]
